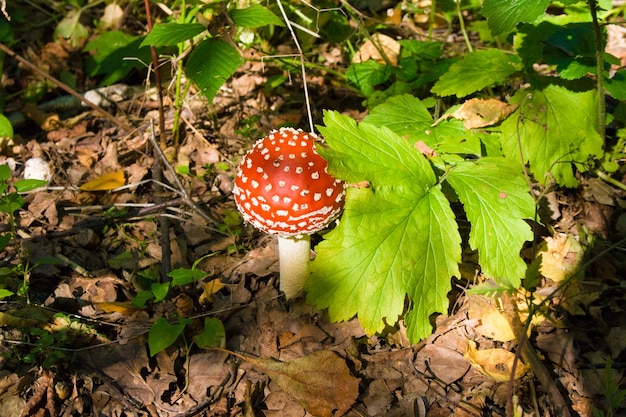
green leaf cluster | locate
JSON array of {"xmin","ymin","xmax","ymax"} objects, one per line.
[{"xmin": 307, "ymin": 96, "xmax": 536, "ymax": 341}]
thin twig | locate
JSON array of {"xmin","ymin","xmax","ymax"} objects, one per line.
[
  {"xmin": 0, "ymin": 42, "xmax": 135, "ymax": 134},
  {"xmin": 146, "ymin": 123, "xmax": 224, "ymax": 233},
  {"xmin": 589, "ymin": 0, "xmax": 607, "ymax": 144},
  {"xmin": 275, "ymin": 0, "xmax": 315, "ymax": 133}
]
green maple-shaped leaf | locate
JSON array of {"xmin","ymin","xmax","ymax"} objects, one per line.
[
  {"xmin": 446, "ymin": 158, "xmax": 535, "ymax": 289},
  {"xmin": 481, "ymin": 0, "xmax": 551, "ymax": 35},
  {"xmin": 499, "ymin": 85, "xmax": 603, "ymax": 187},
  {"xmin": 431, "ymin": 49, "xmax": 520, "ymax": 98},
  {"xmin": 306, "ymin": 111, "xmax": 461, "ymax": 340}
]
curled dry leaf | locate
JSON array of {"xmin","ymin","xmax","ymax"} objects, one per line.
[
  {"xmin": 449, "ymin": 98, "xmax": 518, "ymax": 129},
  {"xmin": 352, "ymin": 33, "xmax": 401, "ymax": 66},
  {"xmin": 468, "ymin": 295, "xmax": 516, "ymax": 342},
  {"xmin": 538, "ymin": 233, "xmax": 584, "ymax": 282},
  {"xmin": 248, "ymin": 350, "xmax": 360, "ymax": 417},
  {"xmin": 464, "ymin": 340, "xmax": 529, "ymax": 382}
]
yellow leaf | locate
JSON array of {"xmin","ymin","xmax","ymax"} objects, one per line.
[
  {"xmin": 464, "ymin": 340, "xmax": 529, "ymax": 382},
  {"xmin": 79, "ymin": 170, "xmax": 126, "ymax": 191},
  {"xmin": 96, "ymin": 302, "xmax": 140, "ymax": 314},
  {"xmin": 199, "ymin": 278, "xmax": 226, "ymax": 304},
  {"xmin": 539, "ymin": 233, "xmax": 584, "ymax": 282},
  {"xmin": 468, "ymin": 295, "xmax": 515, "ymax": 342}
]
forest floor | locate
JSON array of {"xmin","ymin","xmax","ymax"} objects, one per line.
[{"xmin": 1, "ymin": 5, "xmax": 626, "ymax": 417}]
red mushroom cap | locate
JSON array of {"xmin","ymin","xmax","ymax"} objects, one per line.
[{"xmin": 233, "ymin": 127, "xmax": 345, "ymax": 236}]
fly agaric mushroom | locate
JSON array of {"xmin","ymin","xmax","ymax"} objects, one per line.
[{"xmin": 233, "ymin": 127, "xmax": 345, "ymax": 299}]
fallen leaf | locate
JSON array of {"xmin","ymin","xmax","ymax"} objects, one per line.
[
  {"xmin": 199, "ymin": 278, "xmax": 226, "ymax": 304},
  {"xmin": 352, "ymin": 33, "xmax": 401, "ymax": 66},
  {"xmin": 538, "ymin": 233, "xmax": 584, "ymax": 282},
  {"xmin": 468, "ymin": 295, "xmax": 515, "ymax": 342},
  {"xmin": 96, "ymin": 302, "xmax": 141, "ymax": 315},
  {"xmin": 249, "ymin": 350, "xmax": 359, "ymax": 417},
  {"xmin": 449, "ymin": 98, "xmax": 518, "ymax": 129},
  {"xmin": 464, "ymin": 340, "xmax": 529, "ymax": 382},
  {"xmin": 79, "ymin": 170, "xmax": 126, "ymax": 191}
]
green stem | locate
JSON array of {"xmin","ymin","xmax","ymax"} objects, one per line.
[
  {"xmin": 457, "ymin": 0, "xmax": 473, "ymax": 53},
  {"xmin": 589, "ymin": 0, "xmax": 606, "ymax": 144}
]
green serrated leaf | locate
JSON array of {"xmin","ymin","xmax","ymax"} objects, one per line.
[
  {"xmin": 140, "ymin": 23, "xmax": 206, "ymax": 47},
  {"xmin": 148, "ymin": 317, "xmax": 191, "ymax": 356},
  {"xmin": 481, "ymin": 0, "xmax": 551, "ymax": 35},
  {"xmin": 364, "ymin": 94, "xmax": 432, "ymax": 136},
  {"xmin": 186, "ymin": 38, "xmax": 243, "ymax": 103},
  {"xmin": 345, "ymin": 60, "xmax": 392, "ymax": 97},
  {"xmin": 446, "ymin": 158, "xmax": 535, "ymax": 288},
  {"xmin": 193, "ymin": 317, "xmax": 226, "ymax": 349},
  {"xmin": 230, "ymin": 4, "xmax": 284, "ymax": 28},
  {"xmin": 432, "ymin": 49, "xmax": 519, "ymax": 98},
  {"xmin": 364, "ymin": 95, "xmax": 481, "ymax": 156},
  {"xmin": 307, "ymin": 112, "xmax": 461, "ymax": 341},
  {"xmin": 499, "ymin": 85, "xmax": 603, "ymax": 187}
]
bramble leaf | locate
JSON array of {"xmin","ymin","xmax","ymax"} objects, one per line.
[
  {"xmin": 307, "ymin": 111, "xmax": 461, "ymax": 340},
  {"xmin": 140, "ymin": 23, "xmax": 206, "ymax": 47},
  {"xmin": 185, "ymin": 38, "xmax": 243, "ymax": 103},
  {"xmin": 446, "ymin": 158, "xmax": 535, "ymax": 289},
  {"xmin": 364, "ymin": 94, "xmax": 482, "ymax": 156},
  {"xmin": 499, "ymin": 85, "xmax": 603, "ymax": 187},
  {"xmin": 431, "ymin": 49, "xmax": 520, "ymax": 97},
  {"xmin": 230, "ymin": 4, "xmax": 284, "ymax": 28},
  {"xmin": 481, "ymin": 0, "xmax": 550, "ymax": 35}
]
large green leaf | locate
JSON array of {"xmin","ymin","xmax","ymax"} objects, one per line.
[
  {"xmin": 185, "ymin": 38, "xmax": 243, "ymax": 103},
  {"xmin": 499, "ymin": 85, "xmax": 603, "ymax": 187},
  {"xmin": 431, "ymin": 49, "xmax": 519, "ymax": 98},
  {"xmin": 481, "ymin": 0, "xmax": 551, "ymax": 35},
  {"xmin": 230, "ymin": 4, "xmax": 284, "ymax": 28},
  {"xmin": 446, "ymin": 158, "xmax": 535, "ymax": 289},
  {"xmin": 306, "ymin": 111, "xmax": 461, "ymax": 341},
  {"xmin": 364, "ymin": 94, "xmax": 481, "ymax": 156},
  {"xmin": 84, "ymin": 31, "xmax": 153, "ymax": 86},
  {"xmin": 148, "ymin": 317, "xmax": 191, "ymax": 356},
  {"xmin": 140, "ymin": 23, "xmax": 206, "ymax": 47}
]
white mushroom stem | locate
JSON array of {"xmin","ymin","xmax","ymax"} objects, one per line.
[{"xmin": 277, "ymin": 235, "xmax": 311, "ymax": 299}]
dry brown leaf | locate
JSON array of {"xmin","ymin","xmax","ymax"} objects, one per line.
[
  {"xmin": 352, "ymin": 33, "xmax": 401, "ymax": 66},
  {"xmin": 249, "ymin": 350, "xmax": 360, "ymax": 417},
  {"xmin": 538, "ymin": 233, "xmax": 584, "ymax": 282},
  {"xmin": 464, "ymin": 340, "xmax": 529, "ymax": 382},
  {"xmin": 450, "ymin": 98, "xmax": 518, "ymax": 129}
]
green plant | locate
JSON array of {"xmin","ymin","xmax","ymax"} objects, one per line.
[
  {"xmin": 0, "ymin": 164, "xmax": 47, "ymax": 302},
  {"xmin": 305, "ymin": 0, "xmax": 624, "ymax": 342},
  {"xmin": 593, "ymin": 358, "xmax": 626, "ymax": 417},
  {"xmin": 131, "ymin": 253, "xmax": 226, "ymax": 356}
]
